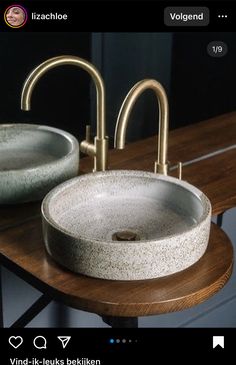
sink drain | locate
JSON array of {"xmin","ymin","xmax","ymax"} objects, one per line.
[{"xmin": 112, "ymin": 230, "xmax": 140, "ymax": 241}]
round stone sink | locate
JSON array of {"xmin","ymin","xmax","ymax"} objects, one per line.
[
  {"xmin": 0, "ymin": 124, "xmax": 79, "ymax": 204},
  {"xmin": 42, "ymin": 170, "xmax": 211, "ymax": 280}
]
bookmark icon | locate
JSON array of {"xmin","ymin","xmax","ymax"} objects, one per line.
[
  {"xmin": 213, "ymin": 336, "xmax": 224, "ymax": 349},
  {"xmin": 57, "ymin": 336, "xmax": 71, "ymax": 349}
]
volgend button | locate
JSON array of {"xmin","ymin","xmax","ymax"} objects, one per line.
[{"xmin": 164, "ymin": 7, "xmax": 210, "ymax": 26}]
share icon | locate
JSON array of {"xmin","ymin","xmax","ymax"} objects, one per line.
[{"xmin": 57, "ymin": 336, "xmax": 71, "ymax": 349}]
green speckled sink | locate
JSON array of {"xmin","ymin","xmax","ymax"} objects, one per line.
[{"xmin": 0, "ymin": 124, "xmax": 79, "ymax": 204}]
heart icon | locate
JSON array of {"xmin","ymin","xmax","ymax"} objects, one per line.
[{"xmin": 8, "ymin": 336, "xmax": 23, "ymax": 349}]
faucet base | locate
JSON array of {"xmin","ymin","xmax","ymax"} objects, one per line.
[
  {"xmin": 81, "ymin": 136, "xmax": 108, "ymax": 172},
  {"xmin": 154, "ymin": 162, "xmax": 168, "ymax": 175},
  {"xmin": 94, "ymin": 136, "xmax": 109, "ymax": 172}
]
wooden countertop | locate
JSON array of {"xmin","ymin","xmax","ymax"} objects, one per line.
[{"xmin": 181, "ymin": 148, "xmax": 236, "ymax": 215}]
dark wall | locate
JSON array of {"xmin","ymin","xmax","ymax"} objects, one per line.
[
  {"xmin": 170, "ymin": 32, "xmax": 236, "ymax": 128},
  {"xmin": 0, "ymin": 33, "xmax": 91, "ymax": 139}
]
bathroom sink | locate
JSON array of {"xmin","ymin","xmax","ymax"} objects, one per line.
[
  {"xmin": 42, "ymin": 170, "xmax": 211, "ymax": 280},
  {"xmin": 0, "ymin": 124, "xmax": 79, "ymax": 204}
]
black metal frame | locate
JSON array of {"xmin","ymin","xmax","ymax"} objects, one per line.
[
  {"xmin": 10, "ymin": 294, "xmax": 52, "ymax": 328},
  {"xmin": 0, "ymin": 266, "xmax": 3, "ymax": 328},
  {"xmin": 102, "ymin": 315, "xmax": 138, "ymax": 328},
  {"xmin": 54, "ymin": 302, "xmax": 70, "ymax": 327},
  {"xmin": 216, "ymin": 213, "xmax": 224, "ymax": 228}
]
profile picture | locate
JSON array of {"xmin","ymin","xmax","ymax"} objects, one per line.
[{"xmin": 4, "ymin": 5, "xmax": 28, "ymax": 28}]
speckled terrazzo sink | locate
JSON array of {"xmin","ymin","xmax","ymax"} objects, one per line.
[
  {"xmin": 42, "ymin": 170, "xmax": 211, "ymax": 280},
  {"xmin": 0, "ymin": 124, "xmax": 79, "ymax": 204}
]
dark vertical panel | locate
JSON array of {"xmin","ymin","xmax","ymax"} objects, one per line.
[{"xmin": 92, "ymin": 33, "xmax": 172, "ymax": 144}]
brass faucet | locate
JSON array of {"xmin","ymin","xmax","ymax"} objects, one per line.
[
  {"xmin": 115, "ymin": 79, "xmax": 169, "ymax": 175},
  {"xmin": 21, "ymin": 55, "xmax": 108, "ymax": 172}
]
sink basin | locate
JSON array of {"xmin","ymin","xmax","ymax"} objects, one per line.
[
  {"xmin": 0, "ymin": 124, "xmax": 79, "ymax": 204},
  {"xmin": 42, "ymin": 170, "xmax": 211, "ymax": 280}
]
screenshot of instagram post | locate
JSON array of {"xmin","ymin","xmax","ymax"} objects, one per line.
[{"xmin": 0, "ymin": 0, "xmax": 235, "ymax": 362}]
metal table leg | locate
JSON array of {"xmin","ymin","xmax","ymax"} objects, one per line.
[
  {"xmin": 102, "ymin": 315, "xmax": 138, "ymax": 328},
  {"xmin": 54, "ymin": 302, "xmax": 70, "ymax": 327},
  {"xmin": 217, "ymin": 213, "xmax": 224, "ymax": 228},
  {"xmin": 0, "ymin": 266, "xmax": 3, "ymax": 328}
]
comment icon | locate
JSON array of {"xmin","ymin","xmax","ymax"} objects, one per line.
[{"xmin": 33, "ymin": 336, "xmax": 47, "ymax": 350}]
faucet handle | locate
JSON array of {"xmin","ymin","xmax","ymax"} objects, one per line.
[
  {"xmin": 177, "ymin": 162, "xmax": 182, "ymax": 180},
  {"xmin": 168, "ymin": 161, "xmax": 183, "ymax": 180},
  {"xmin": 85, "ymin": 125, "xmax": 91, "ymax": 143},
  {"xmin": 80, "ymin": 124, "xmax": 96, "ymax": 157}
]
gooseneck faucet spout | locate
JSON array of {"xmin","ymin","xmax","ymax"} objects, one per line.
[
  {"xmin": 114, "ymin": 79, "xmax": 169, "ymax": 175},
  {"xmin": 21, "ymin": 55, "xmax": 108, "ymax": 172}
]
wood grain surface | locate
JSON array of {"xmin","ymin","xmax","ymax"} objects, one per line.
[
  {"xmin": 0, "ymin": 202, "xmax": 41, "ymax": 232},
  {"xmin": 0, "ymin": 222, "xmax": 233, "ymax": 317},
  {"xmin": 182, "ymin": 148, "xmax": 236, "ymax": 216}
]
